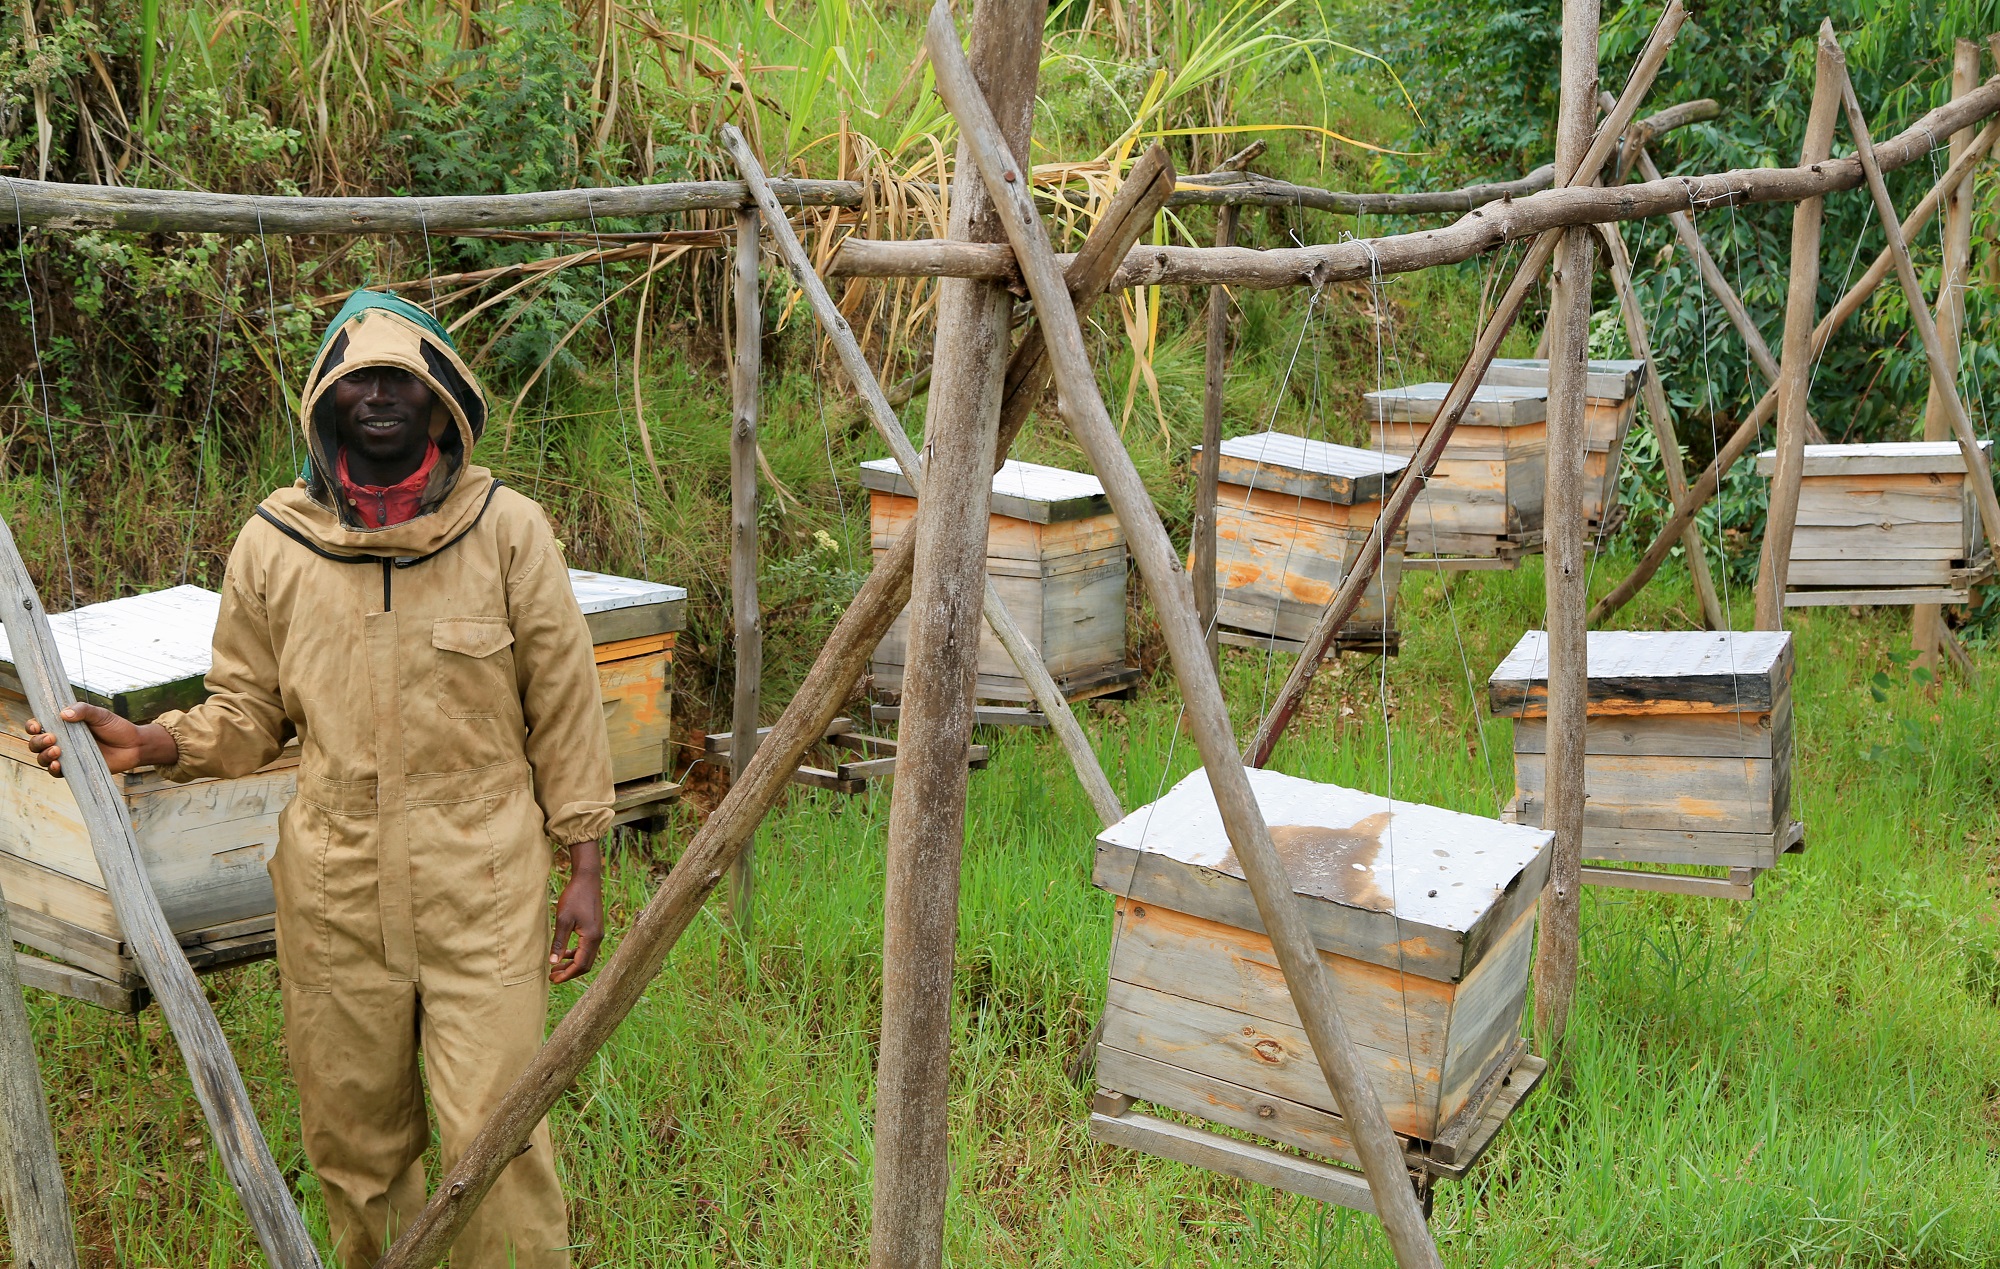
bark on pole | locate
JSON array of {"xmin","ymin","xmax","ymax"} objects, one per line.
[
  {"xmin": 728, "ymin": 206, "xmax": 762, "ymax": 931},
  {"xmin": 924, "ymin": 10, "xmax": 1442, "ymax": 1266},
  {"xmin": 1195, "ymin": 204, "xmax": 1240, "ymax": 667},
  {"xmin": 0, "ymin": 888, "xmax": 79, "ymax": 1269},
  {"xmin": 1913, "ymin": 39, "xmax": 1982, "ymax": 670},
  {"xmin": 1529, "ymin": 0, "xmax": 1599, "ymax": 1058},
  {"xmin": 1752, "ymin": 27, "xmax": 1842, "ymax": 630},
  {"xmin": 870, "ymin": 5, "xmax": 1046, "ymax": 1267},
  {"xmin": 1591, "ymin": 219, "xmax": 1726, "ymax": 629},
  {"xmin": 1589, "ymin": 113, "xmax": 2000, "ymax": 626}
]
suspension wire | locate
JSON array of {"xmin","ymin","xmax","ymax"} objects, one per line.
[
  {"xmin": 181, "ymin": 241, "xmax": 235, "ymax": 586},
  {"xmin": 1253, "ymin": 281, "xmax": 1330, "ymax": 724},
  {"xmin": 583, "ymin": 191, "xmax": 654, "ymax": 571},
  {"xmin": 253, "ymin": 212, "xmax": 300, "ymax": 476}
]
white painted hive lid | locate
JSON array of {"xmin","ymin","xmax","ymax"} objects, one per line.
[
  {"xmin": 1483, "ymin": 357, "xmax": 1645, "ymax": 398},
  {"xmin": 1096, "ymin": 767, "xmax": 1550, "ymax": 934},
  {"xmin": 1363, "ymin": 381, "xmax": 1548, "ymax": 426},
  {"xmin": 858, "ymin": 457, "xmax": 1113, "ymax": 523},
  {"xmin": 0, "ymin": 584, "xmax": 221, "ymax": 702},
  {"xmin": 1215, "ymin": 432, "xmax": 1409, "ymax": 479},
  {"xmin": 566, "ymin": 568, "xmax": 686, "ymax": 615},
  {"xmin": 1488, "ymin": 629, "xmax": 1793, "ymax": 716},
  {"xmin": 1754, "ymin": 439, "xmax": 1993, "ymax": 477}
]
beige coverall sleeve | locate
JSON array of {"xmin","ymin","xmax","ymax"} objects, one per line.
[
  {"xmin": 510, "ymin": 533, "xmax": 616, "ymax": 845},
  {"xmin": 153, "ymin": 564, "xmax": 287, "ymax": 782}
]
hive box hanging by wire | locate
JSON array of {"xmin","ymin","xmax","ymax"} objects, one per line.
[
  {"xmin": 1755, "ymin": 441, "xmax": 1995, "ymax": 607},
  {"xmin": 862, "ymin": 457, "xmax": 1140, "ymax": 705},
  {"xmin": 1365, "ymin": 382, "xmax": 1548, "ymax": 565},
  {"xmin": 2, "ymin": 571, "xmax": 685, "ymax": 1013},
  {"xmin": 1090, "ymin": 767, "xmax": 1551, "ymax": 1183},
  {"xmin": 1488, "ymin": 630, "xmax": 1802, "ymax": 901},
  {"xmin": 1482, "ymin": 357, "xmax": 1644, "ymax": 536},
  {"xmin": 1196, "ymin": 433, "xmax": 1407, "ymax": 653}
]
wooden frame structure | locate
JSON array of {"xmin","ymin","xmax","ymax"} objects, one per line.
[{"xmin": 0, "ymin": 8, "xmax": 1993, "ymax": 1268}]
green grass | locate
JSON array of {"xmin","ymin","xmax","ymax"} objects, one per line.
[{"xmin": 16, "ymin": 555, "xmax": 2000, "ymax": 1267}]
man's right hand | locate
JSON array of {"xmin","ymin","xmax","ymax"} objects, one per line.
[{"xmin": 26, "ymin": 704, "xmax": 178, "ymax": 778}]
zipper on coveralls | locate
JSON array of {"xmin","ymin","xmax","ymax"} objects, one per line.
[{"xmin": 380, "ymin": 557, "xmax": 392, "ymax": 611}]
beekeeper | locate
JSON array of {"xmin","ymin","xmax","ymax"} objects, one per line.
[{"xmin": 29, "ymin": 290, "xmax": 612, "ymax": 1268}]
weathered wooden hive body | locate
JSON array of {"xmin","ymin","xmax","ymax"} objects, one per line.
[
  {"xmin": 864, "ymin": 457, "xmax": 1138, "ymax": 704},
  {"xmin": 1755, "ymin": 441, "xmax": 1993, "ymax": 606},
  {"xmin": 1490, "ymin": 630, "xmax": 1801, "ymax": 895},
  {"xmin": 3, "ymin": 571, "xmax": 685, "ymax": 1010},
  {"xmin": 1483, "ymin": 357, "xmax": 1644, "ymax": 534},
  {"xmin": 1197, "ymin": 433, "xmax": 1407, "ymax": 650},
  {"xmin": 1365, "ymin": 382, "xmax": 1549, "ymax": 559},
  {"xmin": 1091, "ymin": 767, "xmax": 1551, "ymax": 1173}
]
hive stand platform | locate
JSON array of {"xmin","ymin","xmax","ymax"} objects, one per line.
[
  {"xmin": 705, "ymin": 717, "xmax": 989, "ymax": 794},
  {"xmin": 868, "ymin": 662, "xmax": 1139, "ymax": 730},
  {"xmin": 11, "ymin": 906, "xmax": 276, "ymax": 1014}
]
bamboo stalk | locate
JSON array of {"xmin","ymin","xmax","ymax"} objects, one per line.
[
  {"xmin": 926, "ymin": 9, "xmax": 1441, "ymax": 1265},
  {"xmin": 1242, "ymin": 0, "xmax": 1690, "ymax": 771},
  {"xmin": 0, "ymin": 883, "xmax": 79, "ymax": 1269},
  {"xmin": 728, "ymin": 207, "xmax": 762, "ymax": 933},
  {"xmin": 1753, "ymin": 25, "xmax": 1843, "ymax": 630}
]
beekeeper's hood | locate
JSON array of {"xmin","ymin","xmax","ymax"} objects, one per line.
[{"xmin": 258, "ymin": 290, "xmax": 499, "ymax": 557}]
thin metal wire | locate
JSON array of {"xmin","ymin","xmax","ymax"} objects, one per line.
[
  {"xmin": 253, "ymin": 212, "xmax": 300, "ymax": 476},
  {"xmin": 181, "ymin": 243, "xmax": 235, "ymax": 585},
  {"xmin": 583, "ymin": 191, "xmax": 654, "ymax": 570}
]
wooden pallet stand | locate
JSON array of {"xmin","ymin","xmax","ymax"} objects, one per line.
[
  {"xmin": 1088, "ymin": 767, "xmax": 1552, "ymax": 1203},
  {"xmin": 1366, "ymin": 382, "xmax": 1548, "ymax": 565},
  {"xmin": 1483, "ymin": 357, "xmax": 1644, "ymax": 535},
  {"xmin": 1197, "ymin": 432, "xmax": 1407, "ymax": 651},
  {"xmin": 705, "ymin": 717, "xmax": 989, "ymax": 794},
  {"xmin": 1756, "ymin": 441, "xmax": 1995, "ymax": 606},
  {"xmin": 1489, "ymin": 630, "xmax": 1804, "ymax": 899},
  {"xmin": 863, "ymin": 458, "xmax": 1141, "ymax": 712}
]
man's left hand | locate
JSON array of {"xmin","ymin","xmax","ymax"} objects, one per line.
[{"xmin": 551, "ymin": 839, "xmax": 604, "ymax": 984}]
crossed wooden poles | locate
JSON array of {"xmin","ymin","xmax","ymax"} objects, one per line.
[{"xmin": 3, "ymin": 8, "xmax": 1999, "ymax": 1267}]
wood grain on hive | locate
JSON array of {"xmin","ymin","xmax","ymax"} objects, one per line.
[
  {"xmin": 1365, "ymin": 382, "xmax": 1549, "ymax": 563},
  {"xmin": 1198, "ymin": 432, "xmax": 1407, "ymax": 652},
  {"xmin": 863, "ymin": 458, "xmax": 1139, "ymax": 704},
  {"xmin": 1755, "ymin": 441, "xmax": 1994, "ymax": 606},
  {"xmin": 1091, "ymin": 767, "xmax": 1551, "ymax": 1181},
  {"xmin": 1489, "ymin": 630, "xmax": 1802, "ymax": 899},
  {"xmin": 1483, "ymin": 357, "xmax": 1644, "ymax": 535}
]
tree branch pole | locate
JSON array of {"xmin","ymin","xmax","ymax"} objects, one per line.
[
  {"xmin": 873, "ymin": 6, "xmax": 1047, "ymax": 1265},
  {"xmin": 1914, "ymin": 39, "xmax": 1983, "ymax": 670},
  {"xmin": 1589, "ymin": 111, "xmax": 2000, "ymax": 626},
  {"xmin": 720, "ymin": 126, "xmax": 1130, "ymax": 830},
  {"xmin": 1531, "ymin": 0, "xmax": 1602, "ymax": 1058},
  {"xmin": 728, "ymin": 205, "xmax": 762, "ymax": 932},
  {"xmin": 1243, "ymin": 0, "xmax": 1689, "ymax": 771},
  {"xmin": 0, "ymin": 516, "xmax": 321, "ymax": 1269},
  {"xmin": 1752, "ymin": 25, "xmax": 1842, "ymax": 629},
  {"xmin": 1195, "ymin": 203, "xmax": 1242, "ymax": 667},
  {"xmin": 0, "ymin": 885, "xmax": 79, "ymax": 1269},
  {"xmin": 1591, "ymin": 219, "xmax": 1726, "ymax": 629},
  {"xmin": 925, "ymin": 12, "xmax": 1441, "ymax": 1267}
]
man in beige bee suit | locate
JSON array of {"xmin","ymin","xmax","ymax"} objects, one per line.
[{"xmin": 30, "ymin": 291, "xmax": 612, "ymax": 1267}]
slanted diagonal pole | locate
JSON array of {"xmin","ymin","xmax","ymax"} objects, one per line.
[{"xmin": 0, "ymin": 879, "xmax": 78, "ymax": 1269}]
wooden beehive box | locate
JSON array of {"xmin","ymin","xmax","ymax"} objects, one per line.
[
  {"xmin": 1092, "ymin": 767, "xmax": 1552, "ymax": 1169},
  {"xmin": 1196, "ymin": 433, "xmax": 1407, "ymax": 652},
  {"xmin": 1755, "ymin": 441, "xmax": 1993, "ymax": 606},
  {"xmin": 1483, "ymin": 357, "xmax": 1644, "ymax": 533},
  {"xmin": 1365, "ymin": 382, "xmax": 1549, "ymax": 561},
  {"xmin": 567, "ymin": 569, "xmax": 686, "ymax": 791},
  {"xmin": 863, "ymin": 457, "xmax": 1138, "ymax": 704},
  {"xmin": 1489, "ymin": 630, "xmax": 1801, "ymax": 896}
]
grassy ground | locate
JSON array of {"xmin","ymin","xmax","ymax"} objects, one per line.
[{"xmin": 16, "ymin": 550, "xmax": 2000, "ymax": 1267}]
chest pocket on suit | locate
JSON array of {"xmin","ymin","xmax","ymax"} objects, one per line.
[{"xmin": 432, "ymin": 617, "xmax": 516, "ymax": 719}]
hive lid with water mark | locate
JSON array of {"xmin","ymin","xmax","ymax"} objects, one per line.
[
  {"xmin": 858, "ymin": 457, "xmax": 1111, "ymax": 523},
  {"xmin": 1488, "ymin": 630, "xmax": 1793, "ymax": 717},
  {"xmin": 1482, "ymin": 357, "xmax": 1645, "ymax": 400},
  {"xmin": 1364, "ymin": 382, "xmax": 1548, "ymax": 427}
]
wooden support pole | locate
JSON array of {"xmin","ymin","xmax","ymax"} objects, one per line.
[
  {"xmin": 1531, "ymin": 0, "xmax": 1601, "ymax": 1058},
  {"xmin": 1753, "ymin": 26, "xmax": 1843, "ymax": 630},
  {"xmin": 1589, "ymin": 111, "xmax": 2000, "ymax": 626},
  {"xmin": 1914, "ymin": 38, "xmax": 1983, "ymax": 670},
  {"xmin": 1243, "ymin": 0, "xmax": 1688, "ymax": 770},
  {"xmin": 728, "ymin": 206, "xmax": 762, "ymax": 932},
  {"xmin": 872, "ymin": 7, "xmax": 1046, "ymax": 1266},
  {"xmin": 0, "ymin": 881, "xmax": 79, "ymax": 1269},
  {"xmin": 720, "ymin": 127, "xmax": 1132, "ymax": 830},
  {"xmin": 0, "ymin": 517, "xmax": 319, "ymax": 1268},
  {"xmin": 1836, "ymin": 49, "xmax": 2000, "ymax": 553},
  {"xmin": 1592, "ymin": 219, "xmax": 1726, "ymax": 628},
  {"xmin": 1196, "ymin": 200, "xmax": 1240, "ymax": 667},
  {"xmin": 925, "ymin": 12, "xmax": 1442, "ymax": 1266}
]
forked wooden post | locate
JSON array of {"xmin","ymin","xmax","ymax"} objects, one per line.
[
  {"xmin": 1528, "ymin": 0, "xmax": 1600, "ymax": 1057},
  {"xmin": 925, "ymin": 10, "xmax": 1442, "ymax": 1265},
  {"xmin": 0, "ymin": 515, "xmax": 320, "ymax": 1269},
  {"xmin": 728, "ymin": 206, "xmax": 763, "ymax": 931},
  {"xmin": 0, "ymin": 882, "xmax": 79, "ymax": 1269},
  {"xmin": 1914, "ymin": 39, "xmax": 1983, "ymax": 671},
  {"xmin": 872, "ymin": 5, "xmax": 1047, "ymax": 1265},
  {"xmin": 1753, "ymin": 26, "xmax": 1841, "ymax": 630}
]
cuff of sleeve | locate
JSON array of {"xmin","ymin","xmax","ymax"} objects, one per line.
[
  {"xmin": 547, "ymin": 801, "xmax": 614, "ymax": 846},
  {"xmin": 150, "ymin": 711, "xmax": 201, "ymax": 784}
]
